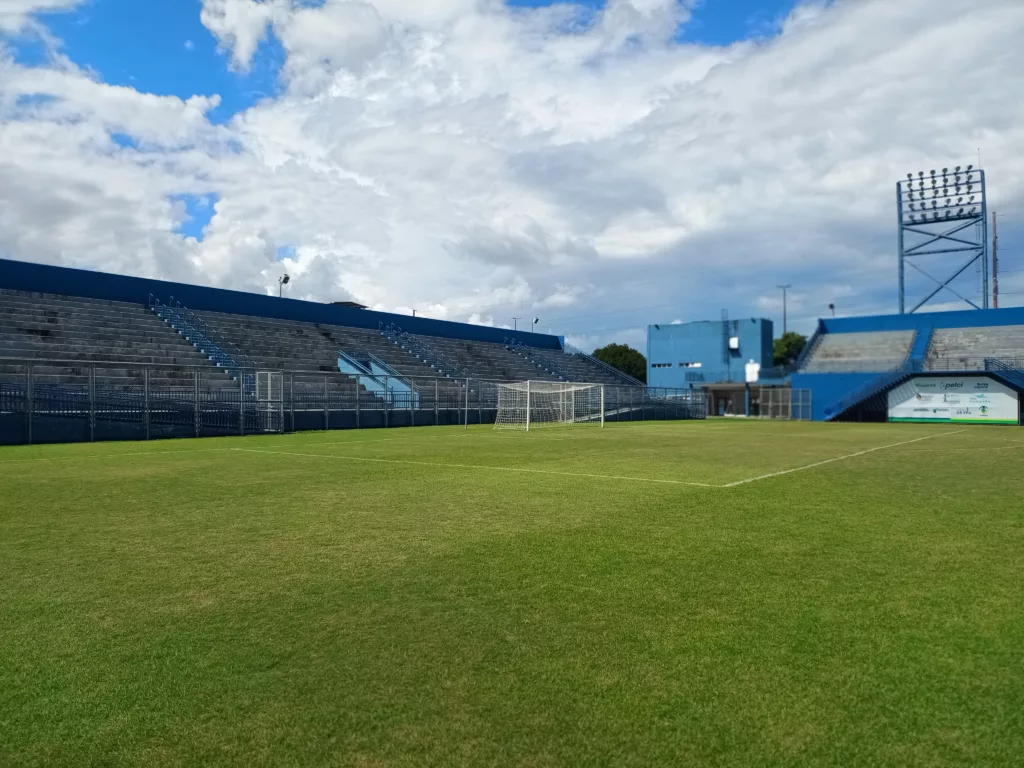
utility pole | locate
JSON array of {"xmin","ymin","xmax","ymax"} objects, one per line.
[
  {"xmin": 777, "ymin": 284, "xmax": 792, "ymax": 335},
  {"xmin": 992, "ymin": 211, "xmax": 999, "ymax": 309},
  {"xmin": 512, "ymin": 317, "xmax": 521, "ymax": 331}
]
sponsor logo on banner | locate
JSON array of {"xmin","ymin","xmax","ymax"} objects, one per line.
[{"xmin": 888, "ymin": 376, "xmax": 1019, "ymax": 424}]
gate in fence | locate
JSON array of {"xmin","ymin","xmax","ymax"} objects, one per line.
[
  {"xmin": 758, "ymin": 388, "xmax": 812, "ymax": 420},
  {"xmin": 256, "ymin": 371, "xmax": 284, "ymax": 433}
]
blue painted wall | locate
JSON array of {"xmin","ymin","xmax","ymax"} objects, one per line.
[
  {"xmin": 646, "ymin": 318, "xmax": 774, "ymax": 387},
  {"xmin": 0, "ymin": 258, "xmax": 561, "ymax": 350},
  {"xmin": 790, "ymin": 372, "xmax": 880, "ymax": 421},
  {"xmin": 821, "ymin": 306, "xmax": 1024, "ymax": 334}
]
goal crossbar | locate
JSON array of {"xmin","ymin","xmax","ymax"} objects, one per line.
[{"xmin": 494, "ymin": 380, "xmax": 605, "ymax": 431}]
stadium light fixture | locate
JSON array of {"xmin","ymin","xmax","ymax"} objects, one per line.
[
  {"xmin": 278, "ymin": 273, "xmax": 290, "ymax": 297},
  {"xmin": 897, "ymin": 164, "xmax": 989, "ymax": 313}
]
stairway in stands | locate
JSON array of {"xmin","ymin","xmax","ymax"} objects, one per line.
[{"xmin": 0, "ymin": 290, "xmax": 235, "ymax": 389}]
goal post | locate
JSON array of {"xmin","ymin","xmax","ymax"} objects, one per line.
[{"xmin": 494, "ymin": 381, "xmax": 605, "ymax": 431}]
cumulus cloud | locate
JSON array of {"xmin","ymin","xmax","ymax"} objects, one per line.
[
  {"xmin": 1, "ymin": 0, "xmax": 1023, "ymax": 349},
  {"xmin": 0, "ymin": 0, "xmax": 84, "ymax": 33}
]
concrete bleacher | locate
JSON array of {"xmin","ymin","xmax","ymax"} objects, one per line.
[
  {"xmin": 410, "ymin": 335, "xmax": 546, "ymax": 381},
  {"xmin": 0, "ymin": 290, "xmax": 235, "ymax": 388},
  {"xmin": 196, "ymin": 311, "xmax": 440, "ymax": 379},
  {"xmin": 801, "ymin": 330, "xmax": 915, "ymax": 373},
  {"xmin": 527, "ymin": 347, "xmax": 638, "ymax": 385},
  {"xmin": 925, "ymin": 326, "xmax": 1024, "ymax": 370}
]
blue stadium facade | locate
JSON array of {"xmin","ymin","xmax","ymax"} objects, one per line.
[
  {"xmin": 791, "ymin": 307, "xmax": 1024, "ymax": 423},
  {"xmin": 646, "ymin": 318, "xmax": 775, "ymax": 389},
  {"xmin": 646, "ymin": 308, "xmax": 1024, "ymax": 425}
]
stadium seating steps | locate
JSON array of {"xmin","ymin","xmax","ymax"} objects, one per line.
[
  {"xmin": 1, "ymin": 290, "xmax": 627, "ymax": 387},
  {"xmin": 800, "ymin": 330, "xmax": 915, "ymax": 373},
  {"xmin": 925, "ymin": 326, "xmax": 1024, "ymax": 370}
]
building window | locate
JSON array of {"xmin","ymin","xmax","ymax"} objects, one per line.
[
  {"xmin": 679, "ymin": 362, "xmax": 703, "ymax": 368},
  {"xmin": 651, "ymin": 363, "xmax": 673, "ymax": 368}
]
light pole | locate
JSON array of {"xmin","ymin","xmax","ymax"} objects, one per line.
[
  {"xmin": 777, "ymin": 284, "xmax": 791, "ymax": 335},
  {"xmin": 532, "ymin": 317, "xmax": 539, "ymax": 331},
  {"xmin": 512, "ymin": 316, "xmax": 522, "ymax": 331},
  {"xmin": 828, "ymin": 302, "xmax": 835, "ymax": 318},
  {"xmin": 278, "ymin": 273, "xmax": 290, "ymax": 297}
]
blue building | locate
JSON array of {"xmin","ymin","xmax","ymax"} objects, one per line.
[{"xmin": 646, "ymin": 318, "xmax": 775, "ymax": 389}]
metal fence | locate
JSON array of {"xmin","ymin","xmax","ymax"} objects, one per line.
[
  {"xmin": 757, "ymin": 388, "xmax": 813, "ymax": 421},
  {"xmin": 0, "ymin": 358, "xmax": 708, "ymax": 446}
]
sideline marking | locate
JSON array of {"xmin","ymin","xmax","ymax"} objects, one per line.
[
  {"xmin": 233, "ymin": 448, "xmax": 717, "ymax": 488},
  {"xmin": 721, "ymin": 430, "xmax": 965, "ymax": 487}
]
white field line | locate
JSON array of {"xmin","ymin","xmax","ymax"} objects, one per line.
[
  {"xmin": 721, "ymin": 430, "xmax": 966, "ymax": 488},
  {"xmin": 232, "ymin": 448, "xmax": 718, "ymax": 488}
]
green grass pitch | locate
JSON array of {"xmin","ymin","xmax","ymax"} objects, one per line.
[{"xmin": 2, "ymin": 420, "xmax": 1023, "ymax": 766}]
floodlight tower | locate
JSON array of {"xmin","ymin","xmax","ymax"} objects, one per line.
[{"xmin": 897, "ymin": 165, "xmax": 988, "ymax": 313}]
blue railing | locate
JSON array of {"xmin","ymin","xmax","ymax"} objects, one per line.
[
  {"xmin": 984, "ymin": 357, "xmax": 1024, "ymax": 390},
  {"xmin": 379, "ymin": 323, "xmax": 464, "ymax": 379},
  {"xmin": 563, "ymin": 342, "xmax": 644, "ymax": 386},
  {"xmin": 337, "ymin": 350, "xmax": 421, "ymax": 407},
  {"xmin": 823, "ymin": 359, "xmax": 929, "ymax": 421},
  {"xmin": 148, "ymin": 295, "xmax": 255, "ymax": 382},
  {"xmin": 504, "ymin": 338, "xmax": 567, "ymax": 381}
]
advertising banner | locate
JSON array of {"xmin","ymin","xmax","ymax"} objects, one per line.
[{"xmin": 887, "ymin": 376, "xmax": 1019, "ymax": 425}]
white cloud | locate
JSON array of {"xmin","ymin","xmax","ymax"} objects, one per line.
[
  {"xmin": 199, "ymin": 0, "xmax": 286, "ymax": 71},
  {"xmin": 0, "ymin": 0, "xmax": 83, "ymax": 33},
  {"xmin": 184, "ymin": 39, "xmax": 195, "ymax": 51},
  {"xmin": 2, "ymin": 0, "xmax": 1024, "ymax": 348}
]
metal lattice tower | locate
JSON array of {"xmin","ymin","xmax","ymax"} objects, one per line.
[{"xmin": 897, "ymin": 165, "xmax": 988, "ymax": 313}]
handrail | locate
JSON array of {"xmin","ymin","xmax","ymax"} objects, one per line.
[
  {"xmin": 168, "ymin": 297, "xmax": 256, "ymax": 371},
  {"xmin": 366, "ymin": 352, "xmax": 410, "ymax": 386},
  {"xmin": 563, "ymin": 342, "xmax": 644, "ymax": 386},
  {"xmin": 380, "ymin": 323, "xmax": 465, "ymax": 378},
  {"xmin": 823, "ymin": 361, "xmax": 920, "ymax": 420},
  {"xmin": 504, "ymin": 337, "xmax": 567, "ymax": 381},
  {"xmin": 150, "ymin": 296, "xmax": 255, "ymax": 381}
]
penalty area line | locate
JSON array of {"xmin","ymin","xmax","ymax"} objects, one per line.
[
  {"xmin": 722, "ymin": 429, "xmax": 966, "ymax": 488},
  {"xmin": 232, "ymin": 448, "xmax": 717, "ymax": 488}
]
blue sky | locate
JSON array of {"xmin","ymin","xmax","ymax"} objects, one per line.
[
  {"xmin": 4, "ymin": 0, "xmax": 1017, "ymax": 337},
  {"xmin": 15, "ymin": 0, "xmax": 800, "ymax": 127}
]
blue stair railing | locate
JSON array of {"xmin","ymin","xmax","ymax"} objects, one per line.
[
  {"xmin": 984, "ymin": 357, "xmax": 1024, "ymax": 391},
  {"xmin": 379, "ymin": 323, "xmax": 464, "ymax": 379},
  {"xmin": 504, "ymin": 338, "xmax": 567, "ymax": 381},
  {"xmin": 823, "ymin": 361, "xmax": 921, "ymax": 421},
  {"xmin": 366, "ymin": 353, "xmax": 419, "ymax": 407},
  {"xmin": 563, "ymin": 342, "xmax": 644, "ymax": 386},
  {"xmin": 337, "ymin": 350, "xmax": 388, "ymax": 400},
  {"xmin": 148, "ymin": 294, "xmax": 256, "ymax": 383}
]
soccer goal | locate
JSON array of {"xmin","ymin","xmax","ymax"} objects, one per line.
[{"xmin": 494, "ymin": 381, "xmax": 605, "ymax": 431}]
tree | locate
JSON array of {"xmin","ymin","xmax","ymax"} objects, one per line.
[
  {"xmin": 773, "ymin": 331, "xmax": 807, "ymax": 367},
  {"xmin": 592, "ymin": 343, "xmax": 647, "ymax": 383}
]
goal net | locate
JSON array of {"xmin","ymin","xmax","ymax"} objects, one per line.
[{"xmin": 494, "ymin": 381, "xmax": 605, "ymax": 431}]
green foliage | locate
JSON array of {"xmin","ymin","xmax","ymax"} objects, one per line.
[
  {"xmin": 592, "ymin": 342, "xmax": 646, "ymax": 382},
  {"xmin": 1, "ymin": 423, "xmax": 1021, "ymax": 765},
  {"xmin": 773, "ymin": 331, "xmax": 807, "ymax": 366}
]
